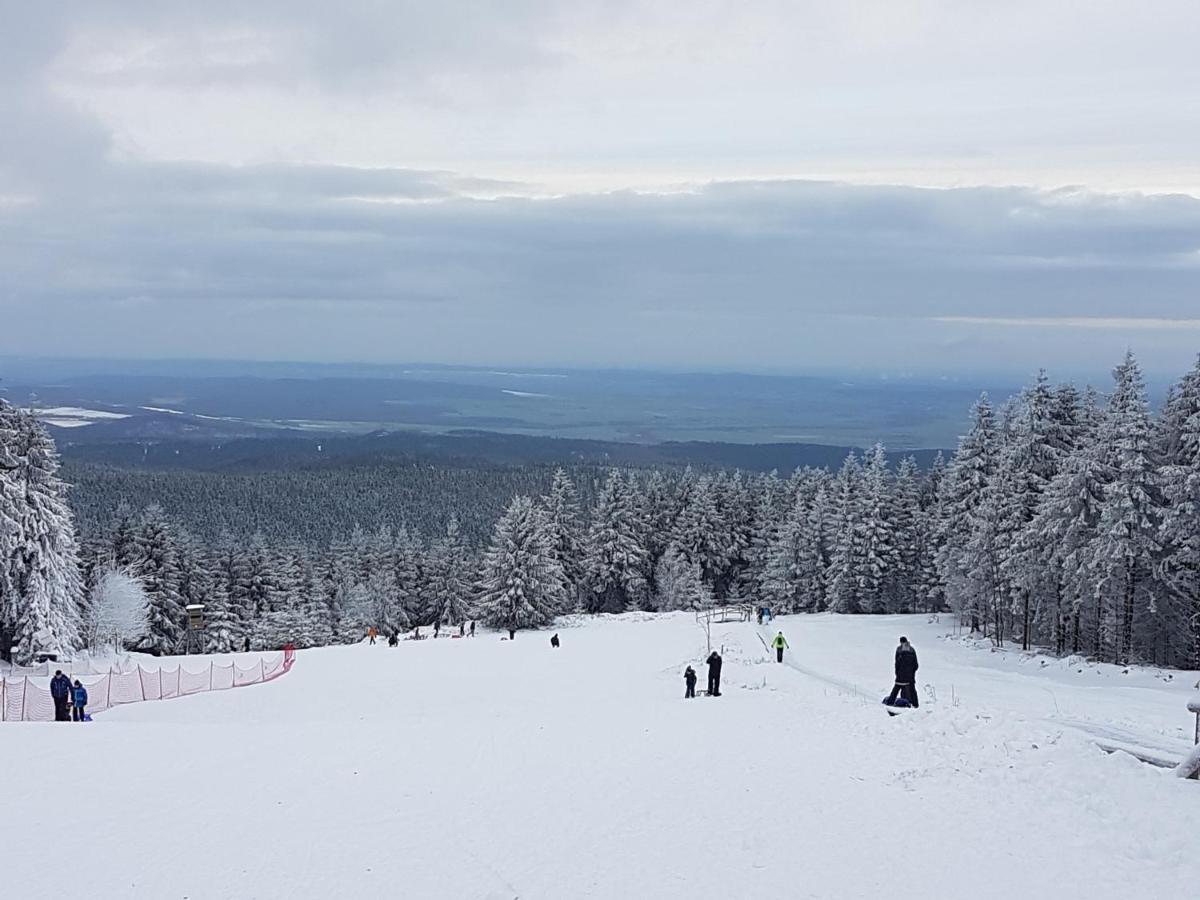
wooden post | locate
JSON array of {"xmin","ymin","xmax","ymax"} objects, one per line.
[
  {"xmin": 139, "ymin": 666, "xmax": 146, "ymax": 701},
  {"xmin": 209, "ymin": 661, "xmax": 214, "ymax": 691},
  {"xmin": 20, "ymin": 676, "xmax": 28, "ymax": 721}
]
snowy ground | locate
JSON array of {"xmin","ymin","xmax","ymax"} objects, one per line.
[{"xmin": 3, "ymin": 613, "xmax": 1198, "ymax": 899}]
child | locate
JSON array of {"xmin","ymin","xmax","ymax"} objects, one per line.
[
  {"xmin": 71, "ymin": 679, "xmax": 88, "ymax": 722},
  {"xmin": 684, "ymin": 665, "xmax": 697, "ymax": 699}
]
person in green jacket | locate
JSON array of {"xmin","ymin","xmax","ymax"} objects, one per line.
[{"xmin": 771, "ymin": 631, "xmax": 789, "ymax": 663}]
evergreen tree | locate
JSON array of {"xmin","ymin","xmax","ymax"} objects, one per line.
[
  {"xmin": 476, "ymin": 496, "xmax": 566, "ymax": 631},
  {"xmin": 582, "ymin": 471, "xmax": 648, "ymax": 613},
  {"xmin": 136, "ymin": 505, "xmax": 185, "ymax": 654}
]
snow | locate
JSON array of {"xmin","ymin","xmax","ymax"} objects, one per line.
[
  {"xmin": 501, "ymin": 389, "xmax": 551, "ymax": 398},
  {"xmin": 3, "ymin": 613, "xmax": 1198, "ymax": 899},
  {"xmin": 31, "ymin": 407, "xmax": 129, "ymax": 428}
]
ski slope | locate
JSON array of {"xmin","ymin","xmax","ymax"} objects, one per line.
[{"xmin": 2, "ymin": 613, "xmax": 1197, "ymax": 899}]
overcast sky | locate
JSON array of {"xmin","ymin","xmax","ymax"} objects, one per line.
[{"xmin": 2, "ymin": 2, "xmax": 1199, "ymax": 376}]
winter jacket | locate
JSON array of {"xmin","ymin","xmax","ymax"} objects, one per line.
[
  {"xmin": 706, "ymin": 651, "xmax": 722, "ymax": 672},
  {"xmin": 684, "ymin": 666, "xmax": 697, "ymax": 685},
  {"xmin": 50, "ymin": 674, "xmax": 72, "ymax": 700},
  {"xmin": 894, "ymin": 645, "xmax": 919, "ymax": 682},
  {"xmin": 72, "ymin": 685, "xmax": 88, "ymax": 707},
  {"xmin": 771, "ymin": 633, "xmax": 789, "ymax": 650}
]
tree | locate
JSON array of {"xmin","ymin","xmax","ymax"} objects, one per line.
[
  {"xmin": 476, "ymin": 496, "xmax": 566, "ymax": 631},
  {"xmin": 136, "ymin": 505, "xmax": 185, "ymax": 654},
  {"xmin": 582, "ymin": 471, "xmax": 648, "ymax": 613},
  {"xmin": 653, "ymin": 543, "xmax": 712, "ymax": 610},
  {"xmin": 541, "ymin": 469, "xmax": 584, "ymax": 609}
]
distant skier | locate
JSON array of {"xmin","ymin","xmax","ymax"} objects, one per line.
[
  {"xmin": 71, "ymin": 679, "xmax": 88, "ymax": 722},
  {"xmin": 50, "ymin": 670, "xmax": 72, "ymax": 722},
  {"xmin": 550, "ymin": 633, "xmax": 560, "ymax": 648},
  {"xmin": 684, "ymin": 665, "xmax": 697, "ymax": 699},
  {"xmin": 706, "ymin": 650, "xmax": 723, "ymax": 697},
  {"xmin": 508, "ymin": 627, "xmax": 516, "ymax": 641},
  {"xmin": 886, "ymin": 636, "xmax": 920, "ymax": 709},
  {"xmin": 388, "ymin": 632, "xmax": 398, "ymax": 647},
  {"xmin": 469, "ymin": 621, "xmax": 476, "ymax": 638},
  {"xmin": 368, "ymin": 626, "xmax": 377, "ymax": 645},
  {"xmin": 771, "ymin": 631, "xmax": 789, "ymax": 663}
]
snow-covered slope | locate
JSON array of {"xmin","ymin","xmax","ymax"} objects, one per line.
[{"xmin": 3, "ymin": 613, "xmax": 1197, "ymax": 899}]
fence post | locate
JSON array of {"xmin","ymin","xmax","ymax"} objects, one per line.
[
  {"xmin": 1, "ymin": 677, "xmax": 5, "ymax": 722},
  {"xmin": 139, "ymin": 667, "xmax": 146, "ymax": 701},
  {"xmin": 209, "ymin": 661, "xmax": 214, "ymax": 691},
  {"xmin": 158, "ymin": 668, "xmax": 163, "ymax": 699},
  {"xmin": 106, "ymin": 669, "xmax": 112, "ymax": 709},
  {"xmin": 20, "ymin": 676, "xmax": 29, "ymax": 721},
  {"xmin": 259, "ymin": 657, "xmax": 265, "ymax": 683}
]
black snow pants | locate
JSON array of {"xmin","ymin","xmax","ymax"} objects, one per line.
[
  {"xmin": 776, "ymin": 647, "xmax": 784, "ymax": 663},
  {"xmin": 707, "ymin": 668, "xmax": 721, "ymax": 696},
  {"xmin": 72, "ymin": 705, "xmax": 86, "ymax": 721},
  {"xmin": 685, "ymin": 681, "xmax": 696, "ymax": 699},
  {"xmin": 887, "ymin": 682, "xmax": 919, "ymax": 708},
  {"xmin": 53, "ymin": 698, "xmax": 69, "ymax": 722}
]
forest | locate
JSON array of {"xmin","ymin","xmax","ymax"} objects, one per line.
[{"xmin": 2, "ymin": 350, "xmax": 1198, "ymax": 671}]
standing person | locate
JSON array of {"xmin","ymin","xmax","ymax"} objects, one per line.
[
  {"xmin": 684, "ymin": 665, "xmax": 697, "ymax": 699},
  {"xmin": 388, "ymin": 632, "xmax": 398, "ymax": 647},
  {"xmin": 368, "ymin": 626, "xmax": 377, "ymax": 645},
  {"xmin": 550, "ymin": 633, "xmax": 560, "ymax": 648},
  {"xmin": 50, "ymin": 670, "xmax": 72, "ymax": 722},
  {"xmin": 706, "ymin": 650, "xmax": 723, "ymax": 697},
  {"xmin": 71, "ymin": 680, "xmax": 88, "ymax": 722},
  {"xmin": 433, "ymin": 621, "xmax": 440, "ymax": 639},
  {"xmin": 469, "ymin": 621, "xmax": 476, "ymax": 638},
  {"xmin": 243, "ymin": 635, "xmax": 251, "ymax": 653},
  {"xmin": 771, "ymin": 631, "xmax": 789, "ymax": 663},
  {"xmin": 886, "ymin": 636, "xmax": 920, "ymax": 708},
  {"xmin": 459, "ymin": 622, "xmax": 465, "ymax": 638},
  {"xmin": 507, "ymin": 627, "xmax": 516, "ymax": 641}
]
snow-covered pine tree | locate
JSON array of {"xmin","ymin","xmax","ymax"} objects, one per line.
[
  {"xmin": 476, "ymin": 495, "xmax": 566, "ymax": 631},
  {"xmin": 827, "ymin": 452, "xmax": 867, "ymax": 613},
  {"xmin": 582, "ymin": 471, "xmax": 648, "ymax": 613},
  {"xmin": 136, "ymin": 504, "xmax": 186, "ymax": 654},
  {"xmin": 858, "ymin": 444, "xmax": 899, "ymax": 613},
  {"xmin": 890, "ymin": 456, "xmax": 923, "ymax": 614},
  {"xmin": 541, "ymin": 469, "xmax": 584, "ymax": 610},
  {"xmin": 425, "ymin": 517, "xmax": 474, "ymax": 625},
  {"xmin": 1157, "ymin": 356, "xmax": 1200, "ymax": 668},
  {"xmin": 653, "ymin": 542, "xmax": 712, "ymax": 610},
  {"xmin": 936, "ymin": 395, "xmax": 998, "ymax": 633},
  {"xmin": 1088, "ymin": 352, "xmax": 1162, "ymax": 665}
]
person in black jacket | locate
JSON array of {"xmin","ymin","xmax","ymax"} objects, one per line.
[
  {"xmin": 886, "ymin": 637, "xmax": 920, "ymax": 708},
  {"xmin": 684, "ymin": 665, "xmax": 697, "ymax": 698},
  {"xmin": 706, "ymin": 651, "xmax": 723, "ymax": 697},
  {"xmin": 50, "ymin": 670, "xmax": 73, "ymax": 721}
]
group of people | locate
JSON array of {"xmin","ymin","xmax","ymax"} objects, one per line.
[
  {"xmin": 49, "ymin": 670, "xmax": 88, "ymax": 722},
  {"xmin": 681, "ymin": 630, "xmax": 921, "ymax": 708},
  {"xmin": 371, "ymin": 622, "xmax": 477, "ymax": 646}
]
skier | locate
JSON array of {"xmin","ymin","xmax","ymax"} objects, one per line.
[
  {"xmin": 886, "ymin": 636, "xmax": 920, "ymax": 709},
  {"xmin": 367, "ymin": 626, "xmax": 377, "ymax": 645},
  {"xmin": 469, "ymin": 621, "xmax": 476, "ymax": 637},
  {"xmin": 706, "ymin": 650, "xmax": 722, "ymax": 697},
  {"xmin": 550, "ymin": 633, "xmax": 560, "ymax": 648},
  {"xmin": 50, "ymin": 670, "xmax": 72, "ymax": 722},
  {"xmin": 771, "ymin": 631, "xmax": 789, "ymax": 663},
  {"xmin": 71, "ymin": 679, "xmax": 88, "ymax": 722},
  {"xmin": 684, "ymin": 665, "xmax": 697, "ymax": 699}
]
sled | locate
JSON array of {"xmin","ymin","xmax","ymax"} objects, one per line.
[{"xmin": 882, "ymin": 696, "xmax": 914, "ymax": 717}]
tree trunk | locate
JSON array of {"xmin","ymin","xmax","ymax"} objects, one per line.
[{"xmin": 1120, "ymin": 557, "xmax": 1135, "ymax": 666}]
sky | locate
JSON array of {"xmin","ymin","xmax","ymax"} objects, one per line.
[{"xmin": 2, "ymin": 1, "xmax": 1199, "ymax": 377}]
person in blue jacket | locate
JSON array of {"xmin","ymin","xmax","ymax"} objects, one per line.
[
  {"xmin": 71, "ymin": 680, "xmax": 88, "ymax": 722},
  {"xmin": 50, "ymin": 670, "xmax": 72, "ymax": 721}
]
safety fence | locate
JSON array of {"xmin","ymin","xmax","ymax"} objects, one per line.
[{"xmin": 1, "ymin": 647, "xmax": 295, "ymax": 722}]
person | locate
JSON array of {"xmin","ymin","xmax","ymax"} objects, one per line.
[
  {"xmin": 368, "ymin": 626, "xmax": 377, "ymax": 645},
  {"xmin": 886, "ymin": 636, "xmax": 920, "ymax": 708},
  {"xmin": 50, "ymin": 670, "xmax": 72, "ymax": 722},
  {"xmin": 684, "ymin": 665, "xmax": 697, "ymax": 699},
  {"xmin": 469, "ymin": 621, "xmax": 476, "ymax": 637},
  {"xmin": 388, "ymin": 632, "xmax": 398, "ymax": 647},
  {"xmin": 756, "ymin": 608, "xmax": 763, "ymax": 625},
  {"xmin": 706, "ymin": 650, "xmax": 722, "ymax": 697},
  {"xmin": 243, "ymin": 635, "xmax": 251, "ymax": 653},
  {"xmin": 550, "ymin": 633, "xmax": 560, "ymax": 648},
  {"xmin": 71, "ymin": 679, "xmax": 88, "ymax": 722},
  {"xmin": 459, "ymin": 622, "xmax": 465, "ymax": 638},
  {"xmin": 507, "ymin": 627, "xmax": 516, "ymax": 641},
  {"xmin": 433, "ymin": 621, "xmax": 440, "ymax": 639},
  {"xmin": 771, "ymin": 631, "xmax": 789, "ymax": 663},
  {"xmin": 413, "ymin": 626, "xmax": 421, "ymax": 641}
]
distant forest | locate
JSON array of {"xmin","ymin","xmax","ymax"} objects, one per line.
[{"xmin": 4, "ymin": 351, "xmax": 1200, "ymax": 672}]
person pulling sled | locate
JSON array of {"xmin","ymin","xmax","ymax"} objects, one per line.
[{"xmin": 883, "ymin": 636, "xmax": 919, "ymax": 711}]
